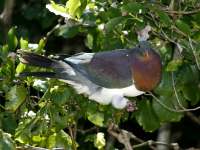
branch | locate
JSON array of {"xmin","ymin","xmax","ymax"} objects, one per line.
[
  {"xmin": 156, "ymin": 123, "xmax": 171, "ymax": 150},
  {"xmin": 0, "ymin": 0, "xmax": 15, "ymax": 27},
  {"xmin": 148, "ymin": 92, "xmax": 200, "ymax": 112},
  {"xmin": 107, "ymin": 123, "xmax": 133, "ymax": 150},
  {"xmin": 133, "ymin": 140, "xmax": 179, "ymax": 149},
  {"xmin": 107, "ymin": 123, "xmax": 180, "ymax": 150},
  {"xmin": 188, "ymin": 37, "xmax": 200, "ymax": 71},
  {"xmin": 105, "ymin": 135, "xmax": 115, "ymax": 150},
  {"xmin": 77, "ymin": 126, "xmax": 97, "ymax": 134},
  {"xmin": 69, "ymin": 126, "xmax": 77, "ymax": 150},
  {"xmin": 164, "ymin": 8, "xmax": 200, "ymax": 15}
]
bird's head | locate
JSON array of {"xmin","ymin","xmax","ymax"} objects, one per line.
[{"xmin": 136, "ymin": 41, "xmax": 152, "ymax": 60}]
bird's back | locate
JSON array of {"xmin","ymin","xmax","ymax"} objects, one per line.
[{"xmin": 78, "ymin": 48, "xmax": 135, "ymax": 88}]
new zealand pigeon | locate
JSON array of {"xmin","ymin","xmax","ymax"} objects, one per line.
[{"xmin": 17, "ymin": 41, "xmax": 162, "ymax": 109}]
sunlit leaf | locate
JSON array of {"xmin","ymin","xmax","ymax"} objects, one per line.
[
  {"xmin": 37, "ymin": 38, "xmax": 47, "ymax": 52},
  {"xmin": 46, "ymin": 1, "xmax": 70, "ymax": 18},
  {"xmin": 47, "ymin": 130, "xmax": 74, "ymax": 149},
  {"xmin": 16, "ymin": 63, "xmax": 26, "ymax": 74},
  {"xmin": 33, "ymin": 79, "xmax": 48, "ymax": 92},
  {"xmin": 66, "ymin": 0, "xmax": 81, "ymax": 18},
  {"xmin": 87, "ymin": 111, "xmax": 104, "ymax": 127},
  {"xmin": 20, "ymin": 38, "xmax": 28, "ymax": 49},
  {"xmin": 94, "ymin": 132, "xmax": 105, "ymax": 150},
  {"xmin": 7, "ymin": 27, "xmax": 18, "ymax": 51},
  {"xmin": 166, "ymin": 59, "xmax": 183, "ymax": 72}
]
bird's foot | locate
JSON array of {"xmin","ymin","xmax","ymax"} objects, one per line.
[{"xmin": 126, "ymin": 101, "xmax": 138, "ymax": 112}]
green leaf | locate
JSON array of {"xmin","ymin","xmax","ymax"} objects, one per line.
[
  {"xmin": 87, "ymin": 111, "xmax": 104, "ymax": 127},
  {"xmin": 49, "ymin": 105, "xmax": 71, "ymax": 129},
  {"xmin": 94, "ymin": 132, "xmax": 105, "ymax": 150},
  {"xmin": 154, "ymin": 72, "xmax": 173, "ymax": 96},
  {"xmin": 37, "ymin": 38, "xmax": 47, "ymax": 52},
  {"xmin": 152, "ymin": 95, "xmax": 185, "ymax": 122},
  {"xmin": 66, "ymin": 0, "xmax": 81, "ymax": 18},
  {"xmin": 105, "ymin": 16, "xmax": 125, "ymax": 32},
  {"xmin": 181, "ymin": 83, "xmax": 200, "ymax": 105},
  {"xmin": 55, "ymin": 24, "xmax": 79, "ymax": 38},
  {"xmin": 20, "ymin": 38, "xmax": 28, "ymax": 49},
  {"xmin": 2, "ymin": 45, "xmax": 9, "ymax": 57},
  {"xmin": 47, "ymin": 130, "xmax": 74, "ymax": 149},
  {"xmin": 50, "ymin": 85, "xmax": 71, "ymax": 105},
  {"xmin": 46, "ymin": 1, "xmax": 69, "ymax": 18},
  {"xmin": 166, "ymin": 59, "xmax": 183, "ymax": 72},
  {"xmin": 16, "ymin": 63, "xmax": 26, "ymax": 74},
  {"xmin": 86, "ymin": 33, "xmax": 93, "ymax": 49},
  {"xmin": 0, "ymin": 129, "xmax": 16, "ymax": 150},
  {"xmin": 157, "ymin": 10, "xmax": 172, "ymax": 27},
  {"xmin": 134, "ymin": 100, "xmax": 160, "ymax": 132},
  {"xmin": 121, "ymin": 2, "xmax": 145, "ymax": 14},
  {"xmin": 175, "ymin": 20, "xmax": 191, "ymax": 35},
  {"xmin": 5, "ymin": 85, "xmax": 27, "ymax": 112},
  {"xmin": 0, "ymin": 112, "xmax": 17, "ymax": 134},
  {"xmin": 33, "ymin": 79, "xmax": 48, "ymax": 92},
  {"xmin": 7, "ymin": 27, "xmax": 18, "ymax": 51}
]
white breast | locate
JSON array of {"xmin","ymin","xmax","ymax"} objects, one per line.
[{"xmin": 62, "ymin": 79, "xmax": 144, "ymax": 109}]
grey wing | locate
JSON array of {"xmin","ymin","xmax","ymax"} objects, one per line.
[
  {"xmin": 65, "ymin": 52, "xmax": 95, "ymax": 64},
  {"xmin": 78, "ymin": 50, "xmax": 133, "ymax": 88}
]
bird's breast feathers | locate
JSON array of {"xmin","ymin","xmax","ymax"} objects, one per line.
[{"xmin": 131, "ymin": 50, "xmax": 162, "ymax": 91}]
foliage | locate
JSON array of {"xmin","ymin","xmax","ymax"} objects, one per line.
[{"xmin": 0, "ymin": 0, "xmax": 200, "ymax": 149}]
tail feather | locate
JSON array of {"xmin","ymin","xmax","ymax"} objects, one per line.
[{"xmin": 17, "ymin": 51, "xmax": 54, "ymax": 68}]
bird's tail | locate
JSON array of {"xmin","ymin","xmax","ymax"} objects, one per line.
[
  {"xmin": 17, "ymin": 51, "xmax": 57, "ymax": 78},
  {"xmin": 17, "ymin": 51, "xmax": 77, "ymax": 80},
  {"xmin": 17, "ymin": 51, "xmax": 54, "ymax": 68}
]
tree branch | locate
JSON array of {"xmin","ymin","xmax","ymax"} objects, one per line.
[
  {"xmin": 156, "ymin": 123, "xmax": 171, "ymax": 150},
  {"xmin": 0, "ymin": 0, "xmax": 15, "ymax": 29}
]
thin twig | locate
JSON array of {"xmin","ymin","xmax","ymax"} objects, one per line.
[
  {"xmin": 16, "ymin": 145, "xmax": 65, "ymax": 150},
  {"xmin": 188, "ymin": 37, "xmax": 200, "ymax": 71},
  {"xmin": 107, "ymin": 123, "xmax": 180, "ymax": 150},
  {"xmin": 77, "ymin": 126, "xmax": 97, "ymax": 134},
  {"xmin": 164, "ymin": 8, "xmax": 200, "ymax": 15},
  {"xmin": 171, "ymin": 72, "xmax": 187, "ymax": 110},
  {"xmin": 105, "ymin": 135, "xmax": 115, "ymax": 150},
  {"xmin": 69, "ymin": 126, "xmax": 77, "ymax": 150},
  {"xmin": 148, "ymin": 92, "xmax": 200, "ymax": 112},
  {"xmin": 107, "ymin": 123, "xmax": 133, "ymax": 150},
  {"xmin": 133, "ymin": 140, "xmax": 179, "ymax": 150}
]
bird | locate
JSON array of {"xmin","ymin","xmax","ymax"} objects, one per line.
[{"xmin": 17, "ymin": 41, "xmax": 162, "ymax": 110}]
